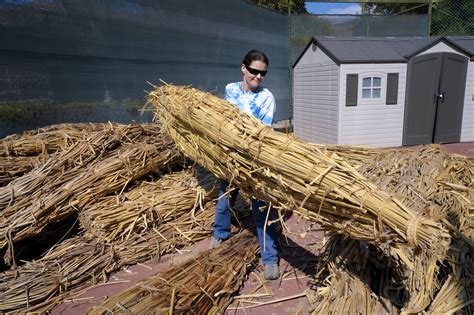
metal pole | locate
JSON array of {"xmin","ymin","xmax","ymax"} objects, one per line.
[
  {"xmin": 428, "ymin": 0, "xmax": 433, "ymax": 36},
  {"xmin": 288, "ymin": 0, "xmax": 293, "ymax": 127}
]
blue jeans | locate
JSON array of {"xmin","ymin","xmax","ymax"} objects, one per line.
[{"xmin": 213, "ymin": 179, "xmax": 278, "ymax": 264}]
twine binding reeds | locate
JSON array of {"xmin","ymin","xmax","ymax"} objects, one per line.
[{"xmin": 147, "ymin": 84, "xmax": 450, "ymax": 267}]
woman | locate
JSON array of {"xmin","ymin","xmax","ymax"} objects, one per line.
[{"xmin": 210, "ymin": 50, "xmax": 279, "ymax": 280}]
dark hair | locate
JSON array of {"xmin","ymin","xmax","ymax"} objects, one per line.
[{"xmin": 242, "ymin": 50, "xmax": 269, "ymax": 67}]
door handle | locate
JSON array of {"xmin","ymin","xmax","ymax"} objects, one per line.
[{"xmin": 433, "ymin": 93, "xmax": 446, "ymax": 103}]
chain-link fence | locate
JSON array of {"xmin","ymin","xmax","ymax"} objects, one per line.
[
  {"xmin": 247, "ymin": 0, "xmax": 473, "ymax": 123},
  {"xmin": 431, "ymin": 0, "xmax": 473, "ymax": 36}
]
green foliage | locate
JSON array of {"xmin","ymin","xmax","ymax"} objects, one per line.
[
  {"xmin": 363, "ymin": 3, "xmax": 428, "ymax": 15},
  {"xmin": 247, "ymin": 0, "xmax": 307, "ymax": 14},
  {"xmin": 122, "ymin": 98, "xmax": 144, "ymax": 114},
  {"xmin": 431, "ymin": 0, "xmax": 474, "ymax": 35}
]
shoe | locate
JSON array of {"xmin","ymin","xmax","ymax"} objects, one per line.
[
  {"xmin": 263, "ymin": 263, "xmax": 280, "ymax": 280},
  {"xmin": 209, "ymin": 237, "xmax": 223, "ymax": 249}
]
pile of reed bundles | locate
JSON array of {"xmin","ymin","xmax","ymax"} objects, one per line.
[
  {"xmin": 0, "ymin": 120, "xmax": 226, "ymax": 313},
  {"xmin": 0, "ymin": 203, "xmax": 216, "ymax": 313},
  {"xmin": 147, "ymin": 84, "xmax": 473, "ymax": 313},
  {"xmin": 0, "ymin": 123, "xmax": 185, "ymax": 267},
  {"xmin": 305, "ymin": 146, "xmax": 473, "ymax": 314},
  {"xmin": 89, "ymin": 229, "xmax": 259, "ymax": 315}
]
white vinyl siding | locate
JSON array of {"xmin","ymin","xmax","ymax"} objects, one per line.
[
  {"xmin": 339, "ymin": 63, "xmax": 407, "ymax": 147},
  {"xmin": 461, "ymin": 61, "xmax": 474, "ymax": 142},
  {"xmin": 293, "ymin": 45, "xmax": 339, "ymax": 144}
]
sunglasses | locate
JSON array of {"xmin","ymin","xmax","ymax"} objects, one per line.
[{"xmin": 245, "ymin": 64, "xmax": 267, "ymax": 77}]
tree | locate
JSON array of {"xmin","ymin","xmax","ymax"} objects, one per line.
[
  {"xmin": 362, "ymin": 3, "xmax": 428, "ymax": 15},
  {"xmin": 431, "ymin": 0, "xmax": 474, "ymax": 35},
  {"xmin": 246, "ymin": 0, "xmax": 308, "ymax": 15}
]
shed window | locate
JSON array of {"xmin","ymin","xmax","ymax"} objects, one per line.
[{"xmin": 362, "ymin": 77, "xmax": 382, "ymax": 99}]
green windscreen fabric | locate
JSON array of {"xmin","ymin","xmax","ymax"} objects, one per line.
[{"xmin": 0, "ymin": 0, "xmax": 289, "ymax": 137}]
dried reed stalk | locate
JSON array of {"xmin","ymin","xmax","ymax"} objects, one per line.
[
  {"xmin": 89, "ymin": 229, "xmax": 259, "ymax": 315},
  {"xmin": 0, "ymin": 135, "xmax": 180, "ymax": 266},
  {"xmin": 148, "ymin": 84, "xmax": 449, "ymax": 266},
  {"xmin": 80, "ymin": 169, "xmax": 218, "ymax": 242},
  {"xmin": 0, "ymin": 203, "xmax": 215, "ymax": 313}
]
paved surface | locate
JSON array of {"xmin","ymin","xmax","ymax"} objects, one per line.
[{"xmin": 50, "ymin": 142, "xmax": 474, "ymax": 314}]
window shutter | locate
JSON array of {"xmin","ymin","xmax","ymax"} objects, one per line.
[
  {"xmin": 386, "ymin": 73, "xmax": 399, "ymax": 105},
  {"xmin": 346, "ymin": 74, "xmax": 358, "ymax": 106}
]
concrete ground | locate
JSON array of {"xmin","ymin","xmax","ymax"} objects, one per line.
[{"xmin": 50, "ymin": 142, "xmax": 474, "ymax": 314}]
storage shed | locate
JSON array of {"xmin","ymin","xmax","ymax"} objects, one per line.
[{"xmin": 292, "ymin": 36, "xmax": 474, "ymax": 147}]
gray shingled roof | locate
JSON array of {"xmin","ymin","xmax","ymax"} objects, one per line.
[
  {"xmin": 294, "ymin": 36, "xmax": 474, "ymax": 66},
  {"xmin": 447, "ymin": 36, "xmax": 474, "ymax": 56}
]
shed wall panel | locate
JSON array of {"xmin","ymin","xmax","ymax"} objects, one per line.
[
  {"xmin": 295, "ymin": 44, "xmax": 336, "ymax": 67},
  {"xmin": 339, "ymin": 63, "xmax": 407, "ymax": 147},
  {"xmin": 293, "ymin": 46, "xmax": 339, "ymax": 144},
  {"xmin": 461, "ymin": 61, "xmax": 474, "ymax": 141}
]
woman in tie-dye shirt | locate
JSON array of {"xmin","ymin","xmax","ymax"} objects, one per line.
[{"xmin": 210, "ymin": 50, "xmax": 280, "ymax": 281}]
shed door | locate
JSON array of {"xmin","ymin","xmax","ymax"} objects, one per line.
[
  {"xmin": 434, "ymin": 53, "xmax": 468, "ymax": 143},
  {"xmin": 403, "ymin": 52, "xmax": 468, "ymax": 146}
]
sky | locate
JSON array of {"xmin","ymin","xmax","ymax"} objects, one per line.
[{"xmin": 305, "ymin": 2, "xmax": 362, "ymax": 15}]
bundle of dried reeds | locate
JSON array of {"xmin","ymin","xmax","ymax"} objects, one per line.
[
  {"xmin": 80, "ymin": 169, "xmax": 218, "ymax": 242},
  {"xmin": 89, "ymin": 229, "xmax": 259, "ymax": 315},
  {"xmin": 311, "ymin": 145, "xmax": 473, "ymax": 314},
  {"xmin": 20, "ymin": 122, "xmax": 120, "ymax": 136},
  {"xmin": 0, "ymin": 133, "xmax": 180, "ymax": 266},
  {"xmin": 0, "ymin": 202, "xmax": 215, "ymax": 313},
  {"xmin": 0, "ymin": 122, "xmax": 120, "ymax": 157},
  {"xmin": 310, "ymin": 233, "xmax": 406, "ymax": 315},
  {"xmin": 147, "ymin": 84, "xmax": 449, "ymax": 266},
  {"xmin": 357, "ymin": 144, "xmax": 473, "ymax": 313},
  {"xmin": 0, "ymin": 123, "xmax": 146, "ymax": 211},
  {"xmin": 0, "ymin": 155, "xmax": 46, "ymax": 186}
]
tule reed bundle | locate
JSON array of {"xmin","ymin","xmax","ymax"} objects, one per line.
[
  {"xmin": 0, "ymin": 155, "xmax": 45, "ymax": 186},
  {"xmin": 310, "ymin": 145, "xmax": 473, "ymax": 314},
  {"xmin": 89, "ymin": 229, "xmax": 259, "ymax": 315},
  {"xmin": 0, "ymin": 123, "xmax": 147, "ymax": 211},
  {"xmin": 0, "ymin": 122, "xmax": 118, "ymax": 157},
  {"xmin": 147, "ymin": 84, "xmax": 450, "ymax": 266},
  {"xmin": 0, "ymin": 203, "xmax": 215, "ymax": 313},
  {"xmin": 80, "ymin": 168, "xmax": 218, "ymax": 242}
]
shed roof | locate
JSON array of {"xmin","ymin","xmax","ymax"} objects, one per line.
[
  {"xmin": 447, "ymin": 36, "xmax": 474, "ymax": 56},
  {"xmin": 293, "ymin": 36, "xmax": 474, "ymax": 67}
]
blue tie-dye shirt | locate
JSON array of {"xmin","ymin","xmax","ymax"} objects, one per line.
[{"xmin": 225, "ymin": 82, "xmax": 276, "ymax": 126}]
